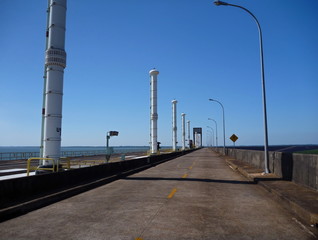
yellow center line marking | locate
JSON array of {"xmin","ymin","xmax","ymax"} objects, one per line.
[
  {"xmin": 182, "ymin": 173, "xmax": 188, "ymax": 178},
  {"xmin": 188, "ymin": 161, "xmax": 196, "ymax": 169},
  {"xmin": 135, "ymin": 238, "xmax": 143, "ymax": 240},
  {"xmin": 167, "ymin": 188, "xmax": 177, "ymax": 199}
]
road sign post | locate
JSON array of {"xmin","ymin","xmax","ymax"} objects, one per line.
[{"xmin": 230, "ymin": 134, "xmax": 238, "ymax": 147}]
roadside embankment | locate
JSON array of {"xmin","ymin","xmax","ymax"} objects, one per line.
[
  {"xmin": 213, "ymin": 147, "xmax": 318, "ymax": 191},
  {"xmin": 210, "ymin": 148, "xmax": 318, "ymax": 227}
]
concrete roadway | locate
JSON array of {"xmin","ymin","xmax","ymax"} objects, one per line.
[{"xmin": 0, "ymin": 148, "xmax": 316, "ymax": 240}]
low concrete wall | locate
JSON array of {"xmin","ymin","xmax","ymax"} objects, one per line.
[
  {"xmin": 0, "ymin": 150, "xmax": 196, "ymax": 211},
  {"xmin": 213, "ymin": 148, "xmax": 318, "ymax": 191}
]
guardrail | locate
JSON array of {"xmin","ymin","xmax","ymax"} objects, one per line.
[
  {"xmin": 0, "ymin": 152, "xmax": 40, "ymax": 161},
  {"xmin": 26, "ymin": 157, "xmax": 72, "ymax": 176},
  {"xmin": 0, "ymin": 149, "xmax": 154, "ymax": 161},
  {"xmin": 27, "ymin": 158, "xmax": 55, "ymax": 176},
  {"xmin": 0, "ymin": 150, "xmax": 108, "ymax": 161},
  {"xmin": 69, "ymin": 159, "xmax": 106, "ymax": 168}
]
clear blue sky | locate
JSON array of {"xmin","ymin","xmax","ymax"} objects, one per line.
[{"xmin": 0, "ymin": 0, "xmax": 317, "ymax": 147}]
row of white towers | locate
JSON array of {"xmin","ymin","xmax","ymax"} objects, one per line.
[
  {"xmin": 149, "ymin": 69, "xmax": 191, "ymax": 154},
  {"xmin": 172, "ymin": 103, "xmax": 191, "ymax": 151},
  {"xmin": 40, "ymin": 1, "xmax": 194, "ymax": 169},
  {"xmin": 41, "ymin": 2, "xmax": 190, "ymax": 162}
]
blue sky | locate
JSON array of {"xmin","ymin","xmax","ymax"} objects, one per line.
[{"xmin": 0, "ymin": 0, "xmax": 317, "ymax": 147}]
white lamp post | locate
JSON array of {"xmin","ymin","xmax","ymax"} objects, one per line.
[{"xmin": 214, "ymin": 0, "xmax": 270, "ymax": 173}]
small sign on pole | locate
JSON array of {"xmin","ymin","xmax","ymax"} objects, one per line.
[
  {"xmin": 230, "ymin": 134, "xmax": 238, "ymax": 147},
  {"xmin": 109, "ymin": 131, "xmax": 119, "ymax": 136}
]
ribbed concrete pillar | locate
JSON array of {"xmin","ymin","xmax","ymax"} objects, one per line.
[
  {"xmin": 172, "ymin": 100, "xmax": 178, "ymax": 151},
  {"xmin": 181, "ymin": 113, "xmax": 186, "ymax": 150},
  {"xmin": 149, "ymin": 69, "xmax": 159, "ymax": 154},
  {"xmin": 187, "ymin": 120, "xmax": 190, "ymax": 148},
  {"xmin": 42, "ymin": 0, "xmax": 67, "ymax": 165}
]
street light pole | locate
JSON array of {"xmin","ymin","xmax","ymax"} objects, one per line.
[
  {"xmin": 206, "ymin": 130, "xmax": 213, "ymax": 147},
  {"xmin": 207, "ymin": 126, "xmax": 215, "ymax": 147},
  {"xmin": 214, "ymin": 0, "xmax": 270, "ymax": 173},
  {"xmin": 209, "ymin": 99, "xmax": 226, "ymax": 154},
  {"xmin": 105, "ymin": 131, "xmax": 119, "ymax": 163},
  {"xmin": 208, "ymin": 118, "xmax": 218, "ymax": 148}
]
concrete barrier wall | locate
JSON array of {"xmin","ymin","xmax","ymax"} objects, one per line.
[
  {"xmin": 213, "ymin": 148, "xmax": 318, "ymax": 191},
  {"xmin": 0, "ymin": 150, "xmax": 196, "ymax": 210},
  {"xmin": 292, "ymin": 153, "xmax": 318, "ymax": 190}
]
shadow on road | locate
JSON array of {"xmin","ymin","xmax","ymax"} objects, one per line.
[{"xmin": 123, "ymin": 176, "xmax": 255, "ymax": 185}]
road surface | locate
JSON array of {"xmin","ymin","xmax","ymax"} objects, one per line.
[{"xmin": 0, "ymin": 148, "xmax": 316, "ymax": 240}]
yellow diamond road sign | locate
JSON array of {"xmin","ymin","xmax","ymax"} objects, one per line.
[{"xmin": 230, "ymin": 134, "xmax": 238, "ymax": 143}]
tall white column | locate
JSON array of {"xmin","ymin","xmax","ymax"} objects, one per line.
[
  {"xmin": 149, "ymin": 69, "xmax": 159, "ymax": 154},
  {"xmin": 181, "ymin": 113, "xmax": 186, "ymax": 150},
  {"xmin": 187, "ymin": 120, "xmax": 190, "ymax": 148},
  {"xmin": 42, "ymin": 0, "xmax": 67, "ymax": 165},
  {"xmin": 172, "ymin": 100, "xmax": 178, "ymax": 151}
]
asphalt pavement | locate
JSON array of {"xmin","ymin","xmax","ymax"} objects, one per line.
[{"xmin": 0, "ymin": 148, "xmax": 316, "ymax": 240}]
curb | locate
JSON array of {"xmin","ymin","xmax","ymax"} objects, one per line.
[{"xmin": 225, "ymin": 158, "xmax": 318, "ymax": 228}]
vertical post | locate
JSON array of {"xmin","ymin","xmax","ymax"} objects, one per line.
[
  {"xmin": 181, "ymin": 113, "xmax": 186, "ymax": 150},
  {"xmin": 106, "ymin": 134, "xmax": 110, "ymax": 149},
  {"xmin": 208, "ymin": 118, "xmax": 218, "ymax": 148},
  {"xmin": 187, "ymin": 120, "xmax": 190, "ymax": 149},
  {"xmin": 258, "ymin": 20, "xmax": 270, "ymax": 174},
  {"xmin": 209, "ymin": 99, "xmax": 226, "ymax": 154},
  {"xmin": 105, "ymin": 133, "xmax": 110, "ymax": 162},
  {"xmin": 213, "ymin": 1, "xmax": 270, "ymax": 173},
  {"xmin": 207, "ymin": 126, "xmax": 214, "ymax": 147},
  {"xmin": 42, "ymin": 0, "xmax": 67, "ymax": 167},
  {"xmin": 222, "ymin": 104, "xmax": 226, "ymax": 154},
  {"xmin": 105, "ymin": 131, "xmax": 118, "ymax": 162},
  {"xmin": 149, "ymin": 69, "xmax": 159, "ymax": 154},
  {"xmin": 172, "ymin": 100, "xmax": 178, "ymax": 151}
]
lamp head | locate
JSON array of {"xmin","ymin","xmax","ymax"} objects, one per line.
[
  {"xmin": 214, "ymin": 1, "xmax": 229, "ymax": 6},
  {"xmin": 209, "ymin": 98, "xmax": 215, "ymax": 101},
  {"xmin": 108, "ymin": 131, "xmax": 119, "ymax": 137}
]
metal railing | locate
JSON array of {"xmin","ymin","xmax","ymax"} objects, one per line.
[
  {"xmin": 27, "ymin": 158, "xmax": 55, "ymax": 176},
  {"xmin": 60, "ymin": 150, "xmax": 107, "ymax": 158},
  {"xmin": 0, "ymin": 152, "xmax": 39, "ymax": 161},
  {"xmin": 26, "ymin": 157, "xmax": 72, "ymax": 176},
  {"xmin": 0, "ymin": 150, "xmax": 107, "ymax": 161},
  {"xmin": 26, "ymin": 157, "xmax": 112, "ymax": 176},
  {"xmin": 0, "ymin": 148, "xmax": 153, "ymax": 161}
]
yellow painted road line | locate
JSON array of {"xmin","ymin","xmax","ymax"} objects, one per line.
[
  {"xmin": 167, "ymin": 188, "xmax": 177, "ymax": 199},
  {"xmin": 182, "ymin": 173, "xmax": 188, "ymax": 178},
  {"xmin": 189, "ymin": 161, "xmax": 196, "ymax": 170},
  {"xmin": 135, "ymin": 238, "xmax": 143, "ymax": 240}
]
